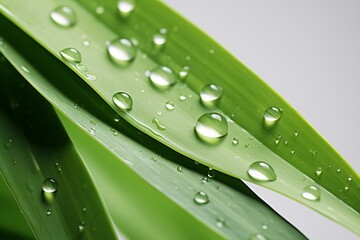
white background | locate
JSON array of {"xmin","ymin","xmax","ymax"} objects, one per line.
[{"xmin": 163, "ymin": 1, "xmax": 360, "ymax": 239}]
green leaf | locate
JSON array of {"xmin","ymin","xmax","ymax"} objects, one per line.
[
  {"xmin": 0, "ymin": 23, "xmax": 305, "ymax": 239},
  {"xmin": 0, "ymin": 58, "xmax": 117, "ymax": 239}
]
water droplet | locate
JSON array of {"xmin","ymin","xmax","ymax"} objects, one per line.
[
  {"xmin": 336, "ymin": 168, "xmax": 341, "ymax": 173},
  {"xmin": 284, "ymin": 140, "xmax": 289, "ymax": 146},
  {"xmin": 262, "ymin": 223, "xmax": 268, "ymax": 230},
  {"xmin": 50, "ymin": 6, "xmax": 77, "ymax": 27},
  {"xmin": 82, "ymin": 39, "xmax": 91, "ymax": 47},
  {"xmin": 200, "ymin": 84, "xmax": 223, "ymax": 107},
  {"xmin": 274, "ymin": 135, "xmax": 282, "ymax": 145},
  {"xmin": 114, "ymin": 114, "xmax": 121, "ymax": 122},
  {"xmin": 107, "ymin": 38, "xmax": 136, "ymax": 66},
  {"xmin": 302, "ymin": 185, "xmax": 321, "ymax": 201},
  {"xmin": 311, "ymin": 149, "xmax": 318, "ymax": 158},
  {"xmin": 290, "ymin": 149, "xmax": 295, "ymax": 155},
  {"xmin": 152, "ymin": 118, "xmax": 166, "ymax": 131},
  {"xmin": 165, "ymin": 101, "xmax": 175, "ymax": 111},
  {"xmin": 315, "ymin": 167, "xmax": 323, "ymax": 177},
  {"xmin": 348, "ymin": 176, "xmax": 352, "ymax": 182},
  {"xmin": 75, "ymin": 63, "xmax": 87, "ymax": 73},
  {"xmin": 201, "ymin": 177, "xmax": 209, "ymax": 184},
  {"xmin": 216, "ymin": 218, "xmax": 225, "ymax": 228},
  {"xmin": 73, "ymin": 103, "xmax": 79, "ymax": 109},
  {"xmin": 46, "ymin": 208, "xmax": 52, "ymax": 216},
  {"xmin": 207, "ymin": 168, "xmax": 215, "ymax": 178},
  {"xmin": 177, "ymin": 166, "xmax": 183, "ymax": 172},
  {"xmin": 95, "ymin": 6, "xmax": 105, "ymax": 14},
  {"xmin": 78, "ymin": 223, "xmax": 85, "ymax": 234},
  {"xmin": 117, "ymin": 0, "xmax": 135, "ymax": 17},
  {"xmin": 86, "ymin": 74, "xmax": 97, "ymax": 81},
  {"xmin": 194, "ymin": 191, "xmax": 209, "ymax": 205},
  {"xmin": 249, "ymin": 233, "xmax": 268, "ymax": 240},
  {"xmin": 247, "ymin": 162, "xmax": 277, "ymax": 182},
  {"xmin": 60, "ymin": 48, "xmax": 81, "ymax": 63},
  {"xmin": 89, "ymin": 127, "xmax": 96, "ymax": 135},
  {"xmin": 112, "ymin": 92, "xmax": 133, "ymax": 110},
  {"xmin": 152, "ymin": 28, "xmax": 167, "ymax": 47},
  {"xmin": 42, "ymin": 178, "xmax": 58, "ymax": 193},
  {"xmin": 232, "ymin": 137, "xmax": 239, "ymax": 146},
  {"xmin": 195, "ymin": 113, "xmax": 228, "ymax": 144},
  {"xmin": 263, "ymin": 107, "xmax": 283, "ymax": 127},
  {"xmin": 179, "ymin": 94, "xmax": 186, "ymax": 101},
  {"xmin": 149, "ymin": 66, "xmax": 177, "ymax": 89},
  {"xmin": 4, "ymin": 139, "xmax": 13, "ymax": 149},
  {"xmin": 294, "ymin": 129, "xmax": 300, "ymax": 137},
  {"xmin": 82, "ymin": 207, "xmax": 87, "ymax": 212},
  {"xmin": 178, "ymin": 66, "xmax": 190, "ymax": 80},
  {"xmin": 244, "ymin": 143, "xmax": 250, "ymax": 148}
]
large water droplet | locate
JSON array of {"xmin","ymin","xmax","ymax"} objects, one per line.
[
  {"xmin": 302, "ymin": 185, "xmax": 321, "ymax": 201},
  {"xmin": 42, "ymin": 178, "xmax": 58, "ymax": 193},
  {"xmin": 194, "ymin": 191, "xmax": 209, "ymax": 205},
  {"xmin": 60, "ymin": 48, "xmax": 81, "ymax": 63},
  {"xmin": 112, "ymin": 92, "xmax": 133, "ymax": 110},
  {"xmin": 107, "ymin": 38, "xmax": 136, "ymax": 66},
  {"xmin": 200, "ymin": 84, "xmax": 223, "ymax": 107},
  {"xmin": 149, "ymin": 66, "xmax": 177, "ymax": 89},
  {"xmin": 50, "ymin": 6, "xmax": 77, "ymax": 27},
  {"xmin": 117, "ymin": 0, "xmax": 135, "ymax": 17},
  {"xmin": 249, "ymin": 233, "xmax": 268, "ymax": 240},
  {"xmin": 195, "ymin": 113, "xmax": 228, "ymax": 144},
  {"xmin": 263, "ymin": 107, "xmax": 283, "ymax": 127},
  {"xmin": 247, "ymin": 162, "xmax": 277, "ymax": 182}
]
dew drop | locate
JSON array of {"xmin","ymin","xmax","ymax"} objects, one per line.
[
  {"xmin": 46, "ymin": 208, "xmax": 52, "ymax": 216},
  {"xmin": 82, "ymin": 207, "xmax": 87, "ymax": 212},
  {"xmin": 114, "ymin": 114, "xmax": 120, "ymax": 122},
  {"xmin": 78, "ymin": 223, "xmax": 85, "ymax": 235},
  {"xmin": 50, "ymin": 6, "xmax": 77, "ymax": 27},
  {"xmin": 262, "ymin": 224, "xmax": 268, "ymax": 230},
  {"xmin": 274, "ymin": 135, "xmax": 282, "ymax": 145},
  {"xmin": 336, "ymin": 168, "xmax": 341, "ymax": 173},
  {"xmin": 178, "ymin": 66, "xmax": 190, "ymax": 80},
  {"xmin": 112, "ymin": 92, "xmax": 133, "ymax": 110},
  {"xmin": 152, "ymin": 117, "xmax": 166, "ymax": 131},
  {"xmin": 60, "ymin": 48, "xmax": 81, "ymax": 63},
  {"xmin": 207, "ymin": 168, "xmax": 215, "ymax": 178},
  {"xmin": 89, "ymin": 127, "xmax": 96, "ymax": 135},
  {"xmin": 194, "ymin": 191, "xmax": 209, "ymax": 205},
  {"xmin": 232, "ymin": 137, "xmax": 239, "ymax": 146},
  {"xmin": 95, "ymin": 6, "xmax": 105, "ymax": 14},
  {"xmin": 263, "ymin": 107, "xmax": 283, "ymax": 127},
  {"xmin": 290, "ymin": 149, "xmax": 295, "ymax": 155},
  {"xmin": 249, "ymin": 233, "xmax": 268, "ymax": 240},
  {"xmin": 247, "ymin": 162, "xmax": 277, "ymax": 182},
  {"xmin": 149, "ymin": 66, "xmax": 177, "ymax": 89},
  {"xmin": 294, "ymin": 129, "xmax": 300, "ymax": 137},
  {"xmin": 165, "ymin": 101, "xmax": 175, "ymax": 111},
  {"xmin": 315, "ymin": 167, "xmax": 323, "ymax": 177},
  {"xmin": 152, "ymin": 28, "xmax": 167, "ymax": 48},
  {"xmin": 42, "ymin": 178, "xmax": 58, "ymax": 193},
  {"xmin": 216, "ymin": 218, "xmax": 225, "ymax": 228},
  {"xmin": 107, "ymin": 38, "xmax": 136, "ymax": 66},
  {"xmin": 177, "ymin": 166, "xmax": 183, "ymax": 172},
  {"xmin": 4, "ymin": 138, "xmax": 13, "ymax": 149},
  {"xmin": 195, "ymin": 113, "xmax": 228, "ymax": 144},
  {"xmin": 117, "ymin": 0, "xmax": 135, "ymax": 17},
  {"xmin": 179, "ymin": 94, "xmax": 186, "ymax": 101},
  {"xmin": 200, "ymin": 84, "xmax": 223, "ymax": 107},
  {"xmin": 201, "ymin": 177, "xmax": 209, "ymax": 184},
  {"xmin": 302, "ymin": 185, "xmax": 321, "ymax": 201}
]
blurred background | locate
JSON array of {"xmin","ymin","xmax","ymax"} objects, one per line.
[{"xmin": 163, "ymin": 1, "xmax": 360, "ymax": 239}]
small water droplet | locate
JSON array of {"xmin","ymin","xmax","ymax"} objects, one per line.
[
  {"xmin": 179, "ymin": 94, "xmax": 186, "ymax": 101},
  {"xmin": 200, "ymin": 84, "xmax": 223, "ymax": 107},
  {"xmin": 73, "ymin": 103, "xmax": 79, "ymax": 109},
  {"xmin": 247, "ymin": 162, "xmax": 276, "ymax": 182},
  {"xmin": 46, "ymin": 208, "xmax": 52, "ymax": 216},
  {"xmin": 89, "ymin": 127, "xmax": 96, "ymax": 135},
  {"xmin": 294, "ymin": 129, "xmax": 300, "ymax": 137},
  {"xmin": 207, "ymin": 168, "xmax": 215, "ymax": 178},
  {"xmin": 216, "ymin": 218, "xmax": 225, "ymax": 228},
  {"xmin": 78, "ymin": 223, "xmax": 85, "ymax": 234},
  {"xmin": 290, "ymin": 149, "xmax": 295, "ymax": 155},
  {"xmin": 42, "ymin": 178, "xmax": 58, "ymax": 193},
  {"xmin": 95, "ymin": 6, "xmax": 105, "ymax": 14},
  {"xmin": 107, "ymin": 38, "xmax": 136, "ymax": 66},
  {"xmin": 315, "ymin": 167, "xmax": 323, "ymax": 177},
  {"xmin": 232, "ymin": 137, "xmax": 239, "ymax": 146},
  {"xmin": 194, "ymin": 191, "xmax": 209, "ymax": 205},
  {"xmin": 21, "ymin": 65, "xmax": 30, "ymax": 73},
  {"xmin": 336, "ymin": 168, "xmax": 341, "ymax": 173},
  {"xmin": 177, "ymin": 166, "xmax": 183, "ymax": 172},
  {"xmin": 348, "ymin": 176, "xmax": 352, "ymax": 182},
  {"xmin": 86, "ymin": 74, "xmax": 97, "ymax": 81},
  {"xmin": 112, "ymin": 92, "xmax": 133, "ymax": 110},
  {"xmin": 50, "ymin": 6, "xmax": 77, "ymax": 27},
  {"xmin": 311, "ymin": 150, "xmax": 318, "ymax": 158},
  {"xmin": 195, "ymin": 113, "xmax": 228, "ymax": 144},
  {"xmin": 75, "ymin": 63, "xmax": 87, "ymax": 73},
  {"xmin": 152, "ymin": 117, "xmax": 166, "ymax": 131},
  {"xmin": 263, "ymin": 107, "xmax": 283, "ymax": 127},
  {"xmin": 149, "ymin": 66, "xmax": 177, "ymax": 89},
  {"xmin": 60, "ymin": 48, "xmax": 81, "ymax": 63},
  {"xmin": 178, "ymin": 66, "xmax": 190, "ymax": 80},
  {"xmin": 274, "ymin": 135, "xmax": 282, "ymax": 145},
  {"xmin": 244, "ymin": 143, "xmax": 250, "ymax": 148},
  {"xmin": 111, "ymin": 128, "xmax": 119, "ymax": 136},
  {"xmin": 201, "ymin": 177, "xmax": 209, "ymax": 184},
  {"xmin": 82, "ymin": 207, "xmax": 87, "ymax": 212},
  {"xmin": 302, "ymin": 185, "xmax": 321, "ymax": 201},
  {"xmin": 117, "ymin": 0, "xmax": 135, "ymax": 17},
  {"xmin": 249, "ymin": 233, "xmax": 268, "ymax": 240},
  {"xmin": 82, "ymin": 39, "xmax": 91, "ymax": 47},
  {"xmin": 165, "ymin": 101, "xmax": 175, "ymax": 111},
  {"xmin": 114, "ymin": 114, "xmax": 121, "ymax": 122},
  {"xmin": 284, "ymin": 140, "xmax": 289, "ymax": 146},
  {"xmin": 262, "ymin": 224, "xmax": 268, "ymax": 230},
  {"xmin": 209, "ymin": 48, "xmax": 215, "ymax": 54},
  {"xmin": 4, "ymin": 139, "xmax": 13, "ymax": 149},
  {"xmin": 152, "ymin": 28, "xmax": 167, "ymax": 48}
]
